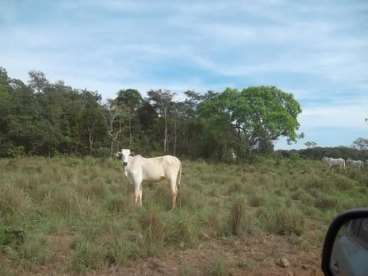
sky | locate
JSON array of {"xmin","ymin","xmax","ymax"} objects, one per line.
[{"xmin": 0, "ymin": 0, "xmax": 367, "ymax": 149}]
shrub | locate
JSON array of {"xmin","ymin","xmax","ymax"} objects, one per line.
[
  {"xmin": 164, "ymin": 210, "xmax": 199, "ymax": 247},
  {"xmin": 179, "ymin": 265, "xmax": 198, "ymax": 276},
  {"xmin": 139, "ymin": 209, "xmax": 166, "ymax": 255},
  {"xmin": 0, "ymin": 183, "xmax": 33, "ymax": 222},
  {"xmin": 247, "ymin": 192, "xmax": 264, "ymax": 207},
  {"xmin": 0, "ymin": 226, "xmax": 25, "ymax": 247},
  {"xmin": 314, "ymin": 194, "xmax": 339, "ymax": 210},
  {"xmin": 204, "ymin": 258, "xmax": 228, "ymax": 276},
  {"xmin": 17, "ymin": 234, "xmax": 50, "ymax": 265},
  {"xmin": 258, "ymin": 207, "xmax": 305, "ymax": 236},
  {"xmin": 70, "ymin": 238, "xmax": 103, "ymax": 271},
  {"xmin": 105, "ymin": 194, "xmax": 129, "ymax": 214},
  {"xmin": 103, "ymin": 238, "xmax": 140, "ymax": 266},
  {"xmin": 230, "ymin": 199, "xmax": 244, "ymax": 236}
]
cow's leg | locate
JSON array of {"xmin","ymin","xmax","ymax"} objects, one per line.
[
  {"xmin": 169, "ymin": 173, "xmax": 178, "ymax": 209},
  {"xmin": 127, "ymin": 175, "xmax": 137, "ymax": 207},
  {"xmin": 134, "ymin": 187, "xmax": 139, "ymax": 206},
  {"xmin": 138, "ymin": 185, "xmax": 143, "ymax": 207},
  {"xmin": 133, "ymin": 176, "xmax": 143, "ymax": 208},
  {"xmin": 172, "ymin": 190, "xmax": 177, "ymax": 209}
]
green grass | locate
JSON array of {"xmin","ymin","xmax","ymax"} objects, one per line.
[{"xmin": 0, "ymin": 156, "xmax": 368, "ymax": 273}]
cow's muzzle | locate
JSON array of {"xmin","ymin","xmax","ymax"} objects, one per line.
[{"xmin": 123, "ymin": 162, "xmax": 128, "ymax": 167}]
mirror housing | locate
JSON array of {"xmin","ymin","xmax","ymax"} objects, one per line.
[{"xmin": 322, "ymin": 208, "xmax": 368, "ymax": 276}]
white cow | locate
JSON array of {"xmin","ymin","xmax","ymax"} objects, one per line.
[
  {"xmin": 231, "ymin": 149, "xmax": 237, "ymax": 161},
  {"xmin": 346, "ymin": 159, "xmax": 364, "ymax": 169},
  {"xmin": 322, "ymin": 157, "xmax": 345, "ymax": 169},
  {"xmin": 117, "ymin": 149, "xmax": 182, "ymax": 208}
]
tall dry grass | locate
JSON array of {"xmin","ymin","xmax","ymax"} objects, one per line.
[{"xmin": 0, "ymin": 156, "xmax": 367, "ymax": 273}]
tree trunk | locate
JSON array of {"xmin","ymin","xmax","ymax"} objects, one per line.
[
  {"xmin": 173, "ymin": 110, "xmax": 177, "ymax": 155},
  {"xmin": 129, "ymin": 115, "xmax": 132, "ymax": 147},
  {"xmin": 164, "ymin": 106, "xmax": 168, "ymax": 153},
  {"xmin": 110, "ymin": 139, "xmax": 114, "ymax": 157},
  {"xmin": 88, "ymin": 128, "xmax": 94, "ymax": 154}
]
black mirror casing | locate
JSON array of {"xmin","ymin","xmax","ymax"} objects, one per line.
[{"xmin": 322, "ymin": 208, "xmax": 368, "ymax": 276}]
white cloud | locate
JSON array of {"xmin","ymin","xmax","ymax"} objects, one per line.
[
  {"xmin": 301, "ymin": 104, "xmax": 367, "ymax": 129},
  {"xmin": 1, "ymin": 0, "xmax": 367, "ymax": 148}
]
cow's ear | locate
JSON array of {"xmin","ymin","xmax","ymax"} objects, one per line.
[
  {"xmin": 115, "ymin": 151, "xmax": 122, "ymax": 158},
  {"xmin": 130, "ymin": 150, "xmax": 135, "ymax": 156}
]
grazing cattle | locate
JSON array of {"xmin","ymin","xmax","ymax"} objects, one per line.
[
  {"xmin": 231, "ymin": 150, "xmax": 237, "ymax": 161},
  {"xmin": 322, "ymin": 157, "xmax": 345, "ymax": 169},
  {"xmin": 346, "ymin": 159, "xmax": 364, "ymax": 169},
  {"xmin": 117, "ymin": 149, "xmax": 182, "ymax": 208}
]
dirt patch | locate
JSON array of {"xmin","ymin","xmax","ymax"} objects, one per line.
[
  {"xmin": 46, "ymin": 232, "xmax": 74, "ymax": 265},
  {"xmin": 0, "ymin": 232, "xmax": 324, "ymax": 275},
  {"xmin": 94, "ymin": 234, "xmax": 323, "ymax": 276}
]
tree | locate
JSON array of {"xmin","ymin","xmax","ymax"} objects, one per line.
[
  {"xmin": 147, "ymin": 90, "xmax": 174, "ymax": 153},
  {"xmin": 235, "ymin": 86, "xmax": 301, "ymax": 150},
  {"xmin": 0, "ymin": 68, "xmax": 13, "ymax": 156},
  {"xmin": 106, "ymin": 100, "xmax": 124, "ymax": 156},
  {"xmin": 7, "ymin": 78, "xmax": 45, "ymax": 155},
  {"xmin": 305, "ymin": 141, "xmax": 318, "ymax": 149},
  {"xmin": 198, "ymin": 89, "xmax": 237, "ymax": 159},
  {"xmin": 79, "ymin": 90, "xmax": 107, "ymax": 154},
  {"xmin": 0, "ymin": 66, "xmax": 307, "ymax": 159},
  {"xmin": 352, "ymin": 137, "xmax": 368, "ymax": 150},
  {"xmin": 28, "ymin": 70, "xmax": 49, "ymax": 93},
  {"xmin": 133, "ymin": 101, "xmax": 158, "ymax": 153},
  {"xmin": 199, "ymin": 86, "xmax": 302, "ymax": 157},
  {"xmin": 114, "ymin": 89, "xmax": 143, "ymax": 147}
]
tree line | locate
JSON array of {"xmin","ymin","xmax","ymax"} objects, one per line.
[
  {"xmin": 278, "ymin": 146, "xmax": 368, "ymax": 161},
  {"xmin": 0, "ymin": 67, "xmax": 302, "ymax": 160}
]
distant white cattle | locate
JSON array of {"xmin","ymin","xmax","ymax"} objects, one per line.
[
  {"xmin": 346, "ymin": 159, "xmax": 364, "ymax": 169},
  {"xmin": 322, "ymin": 157, "xmax": 345, "ymax": 169},
  {"xmin": 117, "ymin": 149, "xmax": 182, "ymax": 208},
  {"xmin": 231, "ymin": 149, "xmax": 237, "ymax": 161}
]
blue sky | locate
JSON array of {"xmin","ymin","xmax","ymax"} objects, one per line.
[{"xmin": 1, "ymin": 0, "xmax": 367, "ymax": 149}]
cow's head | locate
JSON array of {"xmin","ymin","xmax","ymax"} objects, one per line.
[{"xmin": 120, "ymin": 148, "xmax": 131, "ymax": 167}]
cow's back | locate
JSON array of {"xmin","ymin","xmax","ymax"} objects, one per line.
[
  {"xmin": 130, "ymin": 155, "xmax": 181, "ymax": 182},
  {"xmin": 134, "ymin": 156, "xmax": 163, "ymax": 181},
  {"xmin": 145, "ymin": 155, "xmax": 180, "ymax": 180}
]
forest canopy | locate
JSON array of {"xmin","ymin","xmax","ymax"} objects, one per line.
[{"xmin": 0, "ymin": 67, "xmax": 302, "ymax": 159}]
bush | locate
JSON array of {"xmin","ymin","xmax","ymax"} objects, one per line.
[
  {"xmin": 139, "ymin": 209, "xmax": 166, "ymax": 255},
  {"xmin": 204, "ymin": 258, "xmax": 228, "ymax": 276},
  {"xmin": 164, "ymin": 210, "xmax": 199, "ymax": 247},
  {"xmin": 230, "ymin": 199, "xmax": 245, "ymax": 236},
  {"xmin": 0, "ymin": 226, "xmax": 25, "ymax": 247},
  {"xmin": 0, "ymin": 183, "xmax": 33, "ymax": 222},
  {"xmin": 247, "ymin": 192, "xmax": 265, "ymax": 207},
  {"xmin": 71, "ymin": 238, "xmax": 103, "ymax": 271},
  {"xmin": 314, "ymin": 194, "xmax": 339, "ymax": 210},
  {"xmin": 17, "ymin": 234, "xmax": 50, "ymax": 265},
  {"xmin": 105, "ymin": 194, "xmax": 129, "ymax": 214},
  {"xmin": 258, "ymin": 207, "xmax": 305, "ymax": 236}
]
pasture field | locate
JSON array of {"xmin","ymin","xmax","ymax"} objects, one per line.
[{"xmin": 0, "ymin": 156, "xmax": 367, "ymax": 275}]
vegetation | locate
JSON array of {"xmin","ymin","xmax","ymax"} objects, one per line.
[
  {"xmin": 1, "ymin": 65, "xmax": 367, "ymax": 274},
  {"xmin": 279, "ymin": 146, "xmax": 368, "ymax": 161},
  {"xmin": 0, "ymin": 67, "xmax": 302, "ymax": 159},
  {"xmin": 0, "ymin": 156, "xmax": 367, "ymax": 274}
]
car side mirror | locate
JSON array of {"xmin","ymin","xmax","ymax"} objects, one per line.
[{"xmin": 322, "ymin": 208, "xmax": 368, "ymax": 276}]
